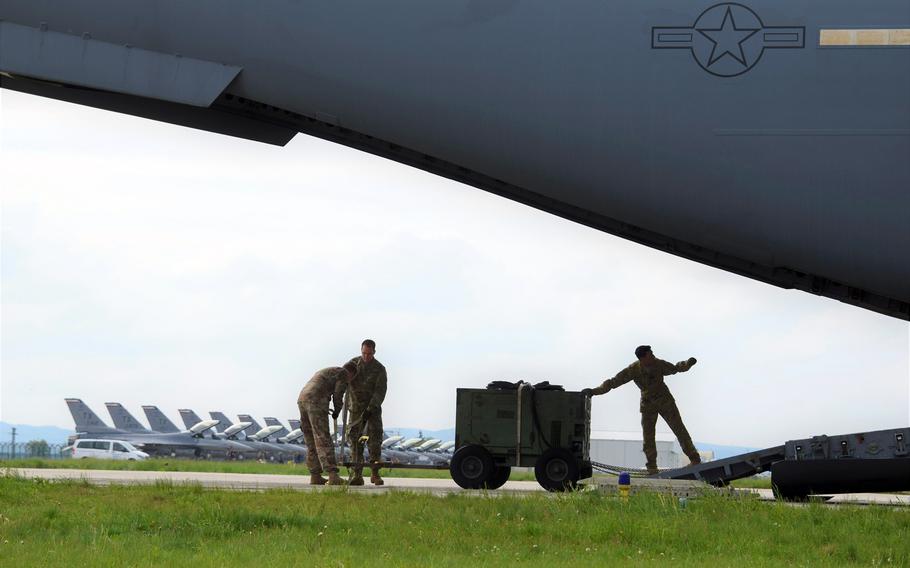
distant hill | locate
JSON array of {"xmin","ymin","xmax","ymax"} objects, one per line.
[{"xmin": 0, "ymin": 422, "xmax": 75, "ymax": 445}]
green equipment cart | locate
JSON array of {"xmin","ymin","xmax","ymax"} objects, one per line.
[{"xmin": 450, "ymin": 383, "xmax": 593, "ymax": 491}]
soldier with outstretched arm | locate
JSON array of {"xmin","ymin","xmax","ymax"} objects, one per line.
[
  {"xmin": 582, "ymin": 345, "xmax": 702, "ymax": 475},
  {"xmin": 338, "ymin": 339, "xmax": 388, "ymax": 486},
  {"xmin": 297, "ymin": 361, "xmax": 358, "ymax": 486}
]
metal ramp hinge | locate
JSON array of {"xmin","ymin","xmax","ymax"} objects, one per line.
[{"xmin": 895, "ymin": 433, "xmax": 907, "ymax": 457}]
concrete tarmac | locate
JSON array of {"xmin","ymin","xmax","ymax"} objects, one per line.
[
  {"xmin": 6, "ymin": 468, "xmax": 543, "ymax": 495},
  {"xmin": 6, "ymin": 468, "xmax": 909, "ymax": 505}
]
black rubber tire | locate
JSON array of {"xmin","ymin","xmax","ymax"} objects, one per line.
[
  {"xmin": 485, "ymin": 465, "xmax": 512, "ymax": 490},
  {"xmin": 450, "ymin": 445, "xmax": 495, "ymax": 489},
  {"xmin": 535, "ymin": 448, "xmax": 580, "ymax": 492}
]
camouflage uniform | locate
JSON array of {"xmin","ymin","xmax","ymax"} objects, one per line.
[
  {"xmin": 591, "ymin": 359, "xmax": 699, "ymax": 470},
  {"xmin": 297, "ymin": 366, "xmax": 347, "ymax": 475},
  {"xmin": 338, "ymin": 356, "xmax": 387, "ymax": 470}
]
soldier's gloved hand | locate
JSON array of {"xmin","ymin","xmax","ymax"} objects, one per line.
[
  {"xmin": 687, "ymin": 357, "xmax": 697, "ymax": 367},
  {"xmin": 581, "ymin": 388, "xmax": 592, "ymax": 397},
  {"xmin": 332, "ymin": 407, "xmax": 342, "ymax": 420}
]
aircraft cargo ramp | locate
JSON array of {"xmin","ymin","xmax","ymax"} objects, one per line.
[
  {"xmin": 642, "ymin": 427, "xmax": 910, "ymax": 499},
  {"xmin": 649, "ymin": 445, "xmax": 786, "ymax": 485}
]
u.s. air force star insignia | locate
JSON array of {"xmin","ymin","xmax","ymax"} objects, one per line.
[{"xmin": 651, "ymin": 2, "xmax": 805, "ymax": 77}]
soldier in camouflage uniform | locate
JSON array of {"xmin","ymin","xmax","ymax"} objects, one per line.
[
  {"xmin": 583, "ymin": 345, "xmax": 702, "ymax": 475},
  {"xmin": 339, "ymin": 339, "xmax": 388, "ymax": 486},
  {"xmin": 297, "ymin": 361, "xmax": 357, "ymax": 486}
]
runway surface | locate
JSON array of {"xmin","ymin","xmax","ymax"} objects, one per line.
[
  {"xmin": 6, "ymin": 468, "xmax": 909, "ymax": 505},
  {"xmin": 6, "ymin": 467, "xmax": 542, "ymax": 495}
]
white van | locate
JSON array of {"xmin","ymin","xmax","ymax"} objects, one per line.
[{"xmin": 71, "ymin": 439, "xmax": 149, "ymax": 461}]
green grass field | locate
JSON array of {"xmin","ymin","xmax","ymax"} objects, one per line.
[{"xmin": 0, "ymin": 475, "xmax": 905, "ymax": 567}]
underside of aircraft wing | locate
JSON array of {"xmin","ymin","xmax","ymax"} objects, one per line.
[
  {"xmin": 2, "ymin": 3, "xmax": 908, "ymax": 319},
  {"xmin": 0, "ymin": 20, "xmax": 295, "ymax": 145}
]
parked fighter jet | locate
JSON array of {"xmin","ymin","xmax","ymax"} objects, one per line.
[
  {"xmin": 396, "ymin": 438, "xmax": 426, "ymax": 451},
  {"xmin": 262, "ymin": 417, "xmax": 290, "ymax": 439},
  {"xmin": 210, "ymin": 412, "xmax": 305, "ymax": 461},
  {"xmin": 263, "ymin": 417, "xmax": 305, "ymax": 445},
  {"xmin": 278, "ymin": 429, "xmax": 305, "ymax": 444},
  {"xmin": 207, "ymin": 411, "xmax": 248, "ymax": 438},
  {"xmin": 1, "ymin": 2, "xmax": 907, "ymax": 319},
  {"xmin": 436, "ymin": 441, "xmax": 456, "ymax": 453},
  {"xmin": 141, "ymin": 405, "xmax": 181, "ymax": 434},
  {"xmin": 65, "ymin": 399, "xmax": 248, "ymax": 458},
  {"xmin": 237, "ymin": 415, "xmax": 283, "ymax": 442},
  {"xmin": 236, "ymin": 415, "xmax": 303, "ymax": 454},
  {"xmin": 415, "ymin": 439, "xmax": 442, "ymax": 452},
  {"xmin": 425, "ymin": 441, "xmax": 456, "ymax": 465},
  {"xmin": 106, "ymin": 402, "xmax": 152, "ymax": 433}
]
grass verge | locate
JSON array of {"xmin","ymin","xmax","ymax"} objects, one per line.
[{"xmin": 0, "ymin": 475, "xmax": 906, "ymax": 567}]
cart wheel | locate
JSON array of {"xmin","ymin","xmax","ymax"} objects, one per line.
[
  {"xmin": 485, "ymin": 465, "xmax": 512, "ymax": 490},
  {"xmin": 450, "ymin": 444, "xmax": 495, "ymax": 489},
  {"xmin": 535, "ymin": 448, "xmax": 580, "ymax": 492}
]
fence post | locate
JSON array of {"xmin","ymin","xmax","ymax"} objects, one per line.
[{"xmin": 10, "ymin": 427, "xmax": 16, "ymax": 459}]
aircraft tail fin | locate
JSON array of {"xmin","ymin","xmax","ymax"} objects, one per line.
[
  {"xmin": 288, "ymin": 419, "xmax": 301, "ymax": 430},
  {"xmin": 142, "ymin": 406, "xmax": 180, "ymax": 433},
  {"xmin": 263, "ymin": 417, "xmax": 289, "ymax": 438},
  {"xmin": 105, "ymin": 402, "xmax": 149, "ymax": 432},
  {"xmin": 238, "ymin": 414, "xmax": 262, "ymax": 432},
  {"xmin": 65, "ymin": 398, "xmax": 112, "ymax": 433},
  {"xmin": 178, "ymin": 409, "xmax": 204, "ymax": 430},
  {"xmin": 208, "ymin": 412, "xmax": 233, "ymax": 432}
]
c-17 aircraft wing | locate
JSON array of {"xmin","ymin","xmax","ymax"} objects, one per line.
[{"xmin": 2, "ymin": 2, "xmax": 908, "ymax": 319}]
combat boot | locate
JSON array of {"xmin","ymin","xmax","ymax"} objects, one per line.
[
  {"xmin": 348, "ymin": 468, "xmax": 365, "ymax": 486},
  {"xmin": 370, "ymin": 465, "xmax": 384, "ymax": 486},
  {"xmin": 327, "ymin": 471, "xmax": 346, "ymax": 486},
  {"xmin": 645, "ymin": 464, "xmax": 659, "ymax": 476},
  {"xmin": 310, "ymin": 472, "xmax": 328, "ymax": 485}
]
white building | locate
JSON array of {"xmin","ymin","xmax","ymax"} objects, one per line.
[{"xmin": 589, "ymin": 430, "xmax": 713, "ymax": 470}]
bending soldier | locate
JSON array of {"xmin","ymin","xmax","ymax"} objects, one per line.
[
  {"xmin": 340, "ymin": 339, "xmax": 388, "ymax": 486},
  {"xmin": 583, "ymin": 345, "xmax": 702, "ymax": 475},
  {"xmin": 297, "ymin": 361, "xmax": 357, "ymax": 486}
]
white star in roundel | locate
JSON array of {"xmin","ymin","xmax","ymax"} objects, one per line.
[{"xmin": 697, "ymin": 6, "xmax": 759, "ymax": 67}]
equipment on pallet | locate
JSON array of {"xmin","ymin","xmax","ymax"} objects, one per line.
[
  {"xmin": 449, "ymin": 382, "xmax": 910, "ymax": 498},
  {"xmin": 451, "ymin": 382, "xmax": 592, "ymax": 491}
]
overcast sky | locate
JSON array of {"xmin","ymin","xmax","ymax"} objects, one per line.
[{"xmin": 1, "ymin": 89, "xmax": 908, "ymax": 448}]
